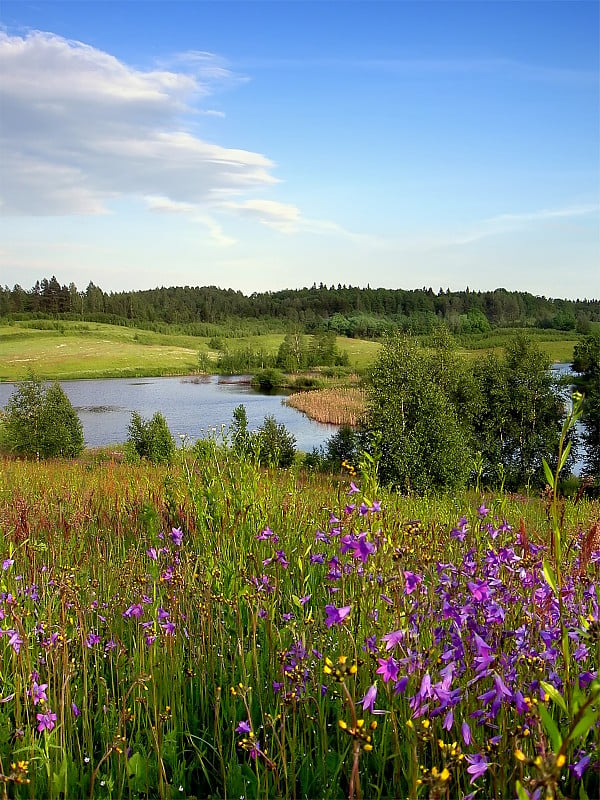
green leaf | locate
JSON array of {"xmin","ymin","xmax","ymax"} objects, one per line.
[
  {"xmin": 52, "ymin": 756, "xmax": 68, "ymax": 795},
  {"xmin": 516, "ymin": 780, "xmax": 529, "ymax": 800},
  {"xmin": 542, "ymin": 458, "xmax": 555, "ymax": 488},
  {"xmin": 127, "ymin": 752, "xmax": 148, "ymax": 792},
  {"xmin": 542, "ymin": 559, "xmax": 558, "ymax": 594},
  {"xmin": 540, "ymin": 680, "xmax": 567, "ymax": 714},
  {"xmin": 567, "ymin": 707, "xmax": 600, "ymax": 745},
  {"xmin": 558, "ymin": 440, "xmax": 572, "ymax": 472},
  {"xmin": 538, "ymin": 702, "xmax": 563, "ymax": 753}
]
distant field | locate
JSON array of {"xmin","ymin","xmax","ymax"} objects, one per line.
[
  {"xmin": 0, "ymin": 320, "xmax": 575, "ymax": 382},
  {"xmin": 0, "ymin": 322, "xmax": 202, "ymax": 381}
]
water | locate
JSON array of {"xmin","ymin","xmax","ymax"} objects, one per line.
[{"xmin": 0, "ymin": 375, "xmax": 338, "ymax": 452}]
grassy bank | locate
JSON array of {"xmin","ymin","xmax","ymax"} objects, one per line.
[
  {"xmin": 0, "ymin": 322, "xmax": 380, "ymax": 382},
  {"xmin": 0, "ymin": 451, "xmax": 598, "ymax": 798},
  {"xmin": 0, "ymin": 321, "xmax": 576, "ymax": 383}
]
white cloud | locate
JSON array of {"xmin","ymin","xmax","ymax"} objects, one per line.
[
  {"xmin": 451, "ymin": 204, "xmax": 600, "ymax": 245},
  {"xmin": 0, "ymin": 31, "xmax": 279, "ymax": 216}
]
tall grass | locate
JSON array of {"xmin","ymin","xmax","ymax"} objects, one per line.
[
  {"xmin": 0, "ymin": 450, "xmax": 598, "ymax": 798},
  {"xmin": 285, "ymin": 389, "xmax": 366, "ymax": 426}
]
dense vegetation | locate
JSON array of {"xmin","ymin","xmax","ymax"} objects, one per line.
[
  {"xmin": 0, "ymin": 375, "xmax": 84, "ymax": 459},
  {"xmin": 1, "ymin": 307, "xmax": 600, "ymax": 797},
  {"xmin": 0, "ymin": 439, "xmax": 598, "ymax": 799},
  {"xmin": 1, "ymin": 277, "xmax": 599, "ymax": 337}
]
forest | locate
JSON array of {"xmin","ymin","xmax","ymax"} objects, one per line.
[{"xmin": 1, "ymin": 276, "xmax": 599, "ymax": 337}]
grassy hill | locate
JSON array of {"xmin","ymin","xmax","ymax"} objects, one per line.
[{"xmin": 0, "ymin": 319, "xmax": 576, "ymax": 382}]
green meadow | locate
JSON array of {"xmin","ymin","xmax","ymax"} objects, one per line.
[
  {"xmin": 0, "ymin": 321, "xmax": 576, "ymax": 383},
  {"xmin": 0, "ymin": 447, "xmax": 598, "ymax": 799}
]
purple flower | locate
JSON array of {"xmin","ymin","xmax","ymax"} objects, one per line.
[
  {"xmin": 348, "ymin": 482, "xmax": 359, "ymax": 495},
  {"xmin": 461, "ymin": 721, "xmax": 472, "ymax": 746},
  {"xmin": 360, "ymin": 683, "xmax": 386, "ymax": 714},
  {"xmin": 477, "ymin": 504, "xmax": 489, "ymax": 518},
  {"xmin": 30, "ymin": 681, "xmax": 48, "ymax": 705},
  {"xmin": 2, "ymin": 558, "xmax": 14, "ymax": 571},
  {"xmin": 170, "ymin": 527, "xmax": 183, "ymax": 546},
  {"xmin": 146, "ymin": 547, "xmax": 159, "ymax": 561},
  {"xmin": 7, "ymin": 630, "xmax": 23, "ymax": 653},
  {"xmin": 248, "ymin": 739, "xmax": 261, "ymax": 760},
  {"xmin": 570, "ymin": 754, "xmax": 591, "ymax": 780},
  {"xmin": 71, "ymin": 702, "xmax": 81, "ymax": 717},
  {"xmin": 123, "ymin": 603, "xmax": 143, "ymax": 619},
  {"xmin": 36, "ymin": 710, "xmax": 57, "ymax": 733},
  {"xmin": 382, "ymin": 629, "xmax": 405, "ymax": 650},
  {"xmin": 86, "ymin": 632, "xmax": 101, "ymax": 648},
  {"xmin": 467, "ymin": 579, "xmax": 491, "ymax": 603},
  {"xmin": 403, "ymin": 571, "xmax": 422, "ymax": 595},
  {"xmin": 466, "ymin": 753, "xmax": 489, "ymax": 783},
  {"xmin": 349, "ymin": 533, "xmax": 376, "ymax": 564},
  {"xmin": 324, "ymin": 604, "xmax": 351, "ymax": 628},
  {"xmin": 299, "ymin": 594, "xmax": 311, "ymax": 606},
  {"xmin": 376, "ymin": 656, "xmax": 400, "ymax": 683},
  {"xmin": 235, "ymin": 720, "xmax": 252, "ymax": 734}
]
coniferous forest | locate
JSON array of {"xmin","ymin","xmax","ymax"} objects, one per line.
[{"xmin": 1, "ymin": 277, "xmax": 599, "ymax": 337}]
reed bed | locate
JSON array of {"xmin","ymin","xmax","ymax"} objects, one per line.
[
  {"xmin": 0, "ymin": 450, "xmax": 599, "ymax": 799},
  {"xmin": 285, "ymin": 388, "xmax": 367, "ymax": 426}
]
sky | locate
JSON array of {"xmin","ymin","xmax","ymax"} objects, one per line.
[{"xmin": 0, "ymin": 0, "xmax": 598, "ymax": 300}]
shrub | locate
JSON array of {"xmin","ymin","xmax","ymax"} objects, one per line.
[
  {"xmin": 251, "ymin": 368, "xmax": 285, "ymax": 393},
  {"xmin": 1, "ymin": 375, "xmax": 84, "ymax": 459},
  {"xmin": 127, "ymin": 411, "xmax": 175, "ymax": 464},
  {"xmin": 256, "ymin": 415, "xmax": 296, "ymax": 468},
  {"xmin": 324, "ymin": 424, "xmax": 360, "ymax": 469}
]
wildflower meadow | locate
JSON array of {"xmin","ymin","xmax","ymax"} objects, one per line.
[{"xmin": 0, "ymin": 435, "xmax": 599, "ymax": 799}]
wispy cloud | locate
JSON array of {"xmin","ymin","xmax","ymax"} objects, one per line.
[
  {"xmin": 0, "ymin": 31, "xmax": 278, "ymax": 216},
  {"xmin": 242, "ymin": 56, "xmax": 597, "ymax": 85},
  {"xmin": 451, "ymin": 204, "xmax": 600, "ymax": 246}
]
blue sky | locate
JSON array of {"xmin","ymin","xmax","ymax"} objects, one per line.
[{"xmin": 0, "ymin": 1, "xmax": 598, "ymax": 299}]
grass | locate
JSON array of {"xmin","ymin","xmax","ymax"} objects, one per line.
[
  {"xmin": 286, "ymin": 388, "xmax": 367, "ymax": 426},
  {"xmin": 0, "ymin": 321, "xmax": 575, "ymax": 383},
  {"xmin": 0, "ymin": 448, "xmax": 598, "ymax": 799}
]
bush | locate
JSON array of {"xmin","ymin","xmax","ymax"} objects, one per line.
[
  {"xmin": 127, "ymin": 411, "xmax": 176, "ymax": 464},
  {"xmin": 324, "ymin": 424, "xmax": 360, "ymax": 470},
  {"xmin": 289, "ymin": 376, "xmax": 325, "ymax": 391},
  {"xmin": 1, "ymin": 376, "xmax": 84, "ymax": 459},
  {"xmin": 251, "ymin": 368, "xmax": 285, "ymax": 393},
  {"xmin": 256, "ymin": 415, "xmax": 296, "ymax": 468}
]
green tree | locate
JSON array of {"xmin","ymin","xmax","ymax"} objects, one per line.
[
  {"xmin": 231, "ymin": 404, "xmax": 253, "ymax": 457},
  {"xmin": 127, "ymin": 411, "xmax": 175, "ymax": 464},
  {"xmin": 276, "ymin": 332, "xmax": 307, "ymax": 372},
  {"xmin": 572, "ymin": 330, "xmax": 600, "ymax": 482},
  {"xmin": 256, "ymin": 415, "xmax": 296, "ymax": 468},
  {"xmin": 365, "ymin": 334, "xmax": 472, "ymax": 492},
  {"xmin": 2, "ymin": 376, "xmax": 84, "ymax": 458},
  {"xmin": 472, "ymin": 334, "xmax": 567, "ymax": 489}
]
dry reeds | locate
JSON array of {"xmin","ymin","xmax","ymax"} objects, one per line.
[{"xmin": 285, "ymin": 387, "xmax": 366, "ymax": 426}]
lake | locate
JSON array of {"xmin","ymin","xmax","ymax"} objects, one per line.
[{"xmin": 0, "ymin": 375, "xmax": 339, "ymax": 452}]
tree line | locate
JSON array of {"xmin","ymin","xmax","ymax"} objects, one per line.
[
  {"xmin": 311, "ymin": 329, "xmax": 600, "ymax": 494},
  {"xmin": 1, "ymin": 277, "xmax": 599, "ymax": 337}
]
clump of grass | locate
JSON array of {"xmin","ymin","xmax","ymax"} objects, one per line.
[{"xmin": 285, "ymin": 387, "xmax": 366, "ymax": 426}]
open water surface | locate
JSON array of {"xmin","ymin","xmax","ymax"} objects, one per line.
[{"xmin": 0, "ymin": 375, "xmax": 338, "ymax": 452}]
